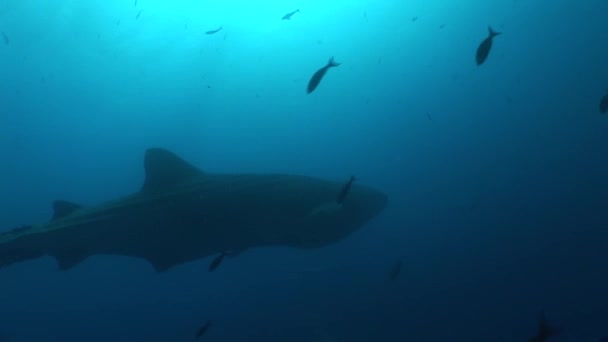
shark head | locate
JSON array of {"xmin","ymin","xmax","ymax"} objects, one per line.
[{"xmin": 299, "ymin": 182, "xmax": 388, "ymax": 248}]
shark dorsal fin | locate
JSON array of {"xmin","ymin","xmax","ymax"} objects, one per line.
[
  {"xmin": 142, "ymin": 148, "xmax": 204, "ymax": 194},
  {"xmin": 52, "ymin": 200, "xmax": 83, "ymax": 221}
]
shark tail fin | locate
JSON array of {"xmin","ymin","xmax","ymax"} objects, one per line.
[{"xmin": 488, "ymin": 26, "xmax": 501, "ymax": 38}]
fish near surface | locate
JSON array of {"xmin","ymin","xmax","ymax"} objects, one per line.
[
  {"xmin": 282, "ymin": 9, "xmax": 300, "ymax": 20},
  {"xmin": 307, "ymin": 57, "xmax": 340, "ymax": 94},
  {"xmin": 205, "ymin": 27, "xmax": 223, "ymax": 35},
  {"xmin": 476, "ymin": 26, "xmax": 501, "ymax": 65},
  {"xmin": 0, "ymin": 148, "xmax": 387, "ymax": 272}
]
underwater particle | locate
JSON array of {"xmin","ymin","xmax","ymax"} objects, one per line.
[
  {"xmin": 476, "ymin": 26, "xmax": 501, "ymax": 65},
  {"xmin": 599, "ymin": 92, "xmax": 608, "ymax": 113},
  {"xmin": 205, "ymin": 26, "xmax": 223, "ymax": 35},
  {"xmin": 412, "ymin": 16, "xmax": 418, "ymax": 22},
  {"xmin": 307, "ymin": 57, "xmax": 340, "ymax": 94},
  {"xmin": 135, "ymin": 9, "xmax": 143, "ymax": 19},
  {"xmin": 1, "ymin": 32, "xmax": 9, "ymax": 45},
  {"xmin": 389, "ymin": 259, "xmax": 402, "ymax": 281},
  {"xmin": 195, "ymin": 320, "xmax": 211, "ymax": 339},
  {"xmin": 134, "ymin": 0, "xmax": 137, "ymax": 6},
  {"xmin": 282, "ymin": 9, "xmax": 300, "ymax": 20},
  {"xmin": 528, "ymin": 311, "xmax": 558, "ymax": 342}
]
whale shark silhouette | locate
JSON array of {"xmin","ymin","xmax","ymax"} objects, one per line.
[{"xmin": 0, "ymin": 148, "xmax": 388, "ymax": 272}]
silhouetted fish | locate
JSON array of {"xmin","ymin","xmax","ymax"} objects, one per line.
[
  {"xmin": 1, "ymin": 32, "xmax": 9, "ymax": 46},
  {"xmin": 307, "ymin": 57, "xmax": 340, "ymax": 94},
  {"xmin": 282, "ymin": 9, "xmax": 300, "ymax": 20},
  {"xmin": 599, "ymin": 92, "xmax": 608, "ymax": 113},
  {"xmin": 389, "ymin": 259, "xmax": 402, "ymax": 281},
  {"xmin": 205, "ymin": 27, "xmax": 223, "ymax": 35},
  {"xmin": 134, "ymin": 0, "xmax": 137, "ymax": 6},
  {"xmin": 208, "ymin": 252, "xmax": 226, "ymax": 272},
  {"xmin": 476, "ymin": 26, "xmax": 501, "ymax": 65},
  {"xmin": 135, "ymin": 9, "xmax": 143, "ymax": 20},
  {"xmin": 336, "ymin": 176, "xmax": 357, "ymax": 204},
  {"xmin": 195, "ymin": 320, "xmax": 211, "ymax": 339},
  {"xmin": 528, "ymin": 311, "xmax": 558, "ymax": 342}
]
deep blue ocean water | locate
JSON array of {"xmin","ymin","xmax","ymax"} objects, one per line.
[{"xmin": 1, "ymin": 0, "xmax": 607, "ymax": 341}]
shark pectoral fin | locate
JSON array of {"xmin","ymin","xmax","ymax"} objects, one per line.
[
  {"xmin": 51, "ymin": 200, "xmax": 84, "ymax": 221},
  {"xmin": 141, "ymin": 148, "xmax": 206, "ymax": 194},
  {"xmin": 147, "ymin": 256, "xmax": 176, "ymax": 273},
  {"xmin": 52, "ymin": 249, "xmax": 89, "ymax": 271}
]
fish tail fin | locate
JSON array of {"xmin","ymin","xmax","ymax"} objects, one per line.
[
  {"xmin": 328, "ymin": 57, "xmax": 341, "ymax": 67},
  {"xmin": 488, "ymin": 26, "xmax": 501, "ymax": 37}
]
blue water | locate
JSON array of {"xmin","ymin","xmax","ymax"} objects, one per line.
[{"xmin": 1, "ymin": 0, "xmax": 608, "ymax": 341}]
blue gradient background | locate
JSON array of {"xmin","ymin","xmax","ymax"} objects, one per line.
[{"xmin": 1, "ymin": 0, "xmax": 607, "ymax": 341}]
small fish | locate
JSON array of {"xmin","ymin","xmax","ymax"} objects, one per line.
[
  {"xmin": 1, "ymin": 32, "xmax": 9, "ymax": 45},
  {"xmin": 411, "ymin": 16, "xmax": 418, "ymax": 22},
  {"xmin": 426, "ymin": 112, "xmax": 434, "ymax": 122},
  {"xmin": 307, "ymin": 57, "xmax": 340, "ymax": 94},
  {"xmin": 135, "ymin": 9, "xmax": 143, "ymax": 19},
  {"xmin": 389, "ymin": 259, "xmax": 402, "ymax": 281},
  {"xmin": 599, "ymin": 92, "xmax": 608, "ymax": 113},
  {"xmin": 528, "ymin": 311, "xmax": 558, "ymax": 342},
  {"xmin": 282, "ymin": 9, "xmax": 300, "ymax": 20},
  {"xmin": 476, "ymin": 26, "xmax": 501, "ymax": 66},
  {"xmin": 205, "ymin": 26, "xmax": 223, "ymax": 35},
  {"xmin": 195, "ymin": 320, "xmax": 211, "ymax": 339},
  {"xmin": 336, "ymin": 176, "xmax": 357, "ymax": 204},
  {"xmin": 134, "ymin": 0, "xmax": 137, "ymax": 6},
  {"xmin": 208, "ymin": 252, "xmax": 227, "ymax": 272}
]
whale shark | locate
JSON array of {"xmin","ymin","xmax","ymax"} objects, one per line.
[{"xmin": 0, "ymin": 148, "xmax": 388, "ymax": 272}]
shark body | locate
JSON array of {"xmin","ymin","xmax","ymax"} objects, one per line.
[{"xmin": 0, "ymin": 148, "xmax": 387, "ymax": 272}]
